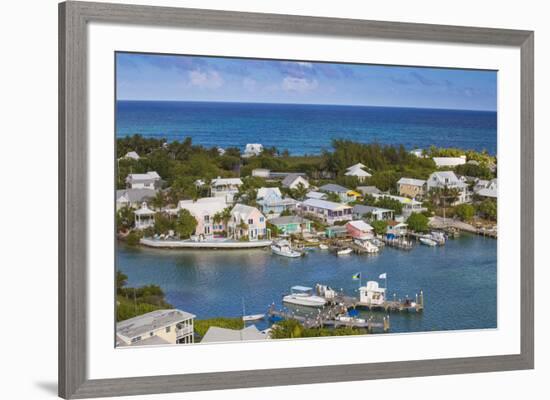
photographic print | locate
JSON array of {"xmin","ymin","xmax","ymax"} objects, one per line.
[{"xmin": 114, "ymin": 52, "xmax": 497, "ymax": 347}]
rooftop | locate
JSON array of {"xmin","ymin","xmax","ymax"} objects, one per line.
[
  {"xmin": 211, "ymin": 177, "xmax": 243, "ymax": 186},
  {"xmin": 357, "ymin": 186, "xmax": 382, "ymax": 195},
  {"xmin": 397, "ymin": 177, "xmax": 426, "ymax": 186},
  {"xmin": 352, "ymin": 204, "xmax": 392, "ymax": 214},
  {"xmin": 282, "ymin": 173, "xmax": 307, "ymax": 187},
  {"xmin": 116, "ymin": 309, "xmax": 195, "ymax": 341},
  {"xmin": 200, "ymin": 325, "xmax": 267, "ymax": 343},
  {"xmin": 302, "ymin": 198, "xmax": 351, "ymax": 211},
  {"xmin": 116, "ymin": 188, "xmax": 157, "ymax": 203},
  {"xmin": 347, "ymin": 220, "xmax": 373, "ymax": 231},
  {"xmin": 269, "ymin": 215, "xmax": 311, "ymax": 225},
  {"xmin": 126, "ymin": 171, "xmax": 161, "ymax": 182},
  {"xmin": 319, "ymin": 183, "xmax": 349, "ymax": 193},
  {"xmin": 305, "ymin": 191, "xmax": 328, "ymax": 200}
]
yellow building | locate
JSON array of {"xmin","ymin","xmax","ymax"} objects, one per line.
[
  {"xmin": 397, "ymin": 178, "xmax": 426, "ymax": 199},
  {"xmin": 116, "ymin": 309, "xmax": 196, "ymax": 347}
]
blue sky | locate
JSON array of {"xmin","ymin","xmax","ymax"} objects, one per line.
[{"xmin": 116, "ymin": 52, "xmax": 497, "ymax": 111}]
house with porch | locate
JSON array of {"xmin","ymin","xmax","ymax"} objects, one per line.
[
  {"xmin": 352, "ymin": 204, "xmax": 394, "ymax": 221},
  {"xmin": 427, "ymin": 171, "xmax": 471, "ymax": 204},
  {"xmin": 256, "ymin": 187, "xmax": 298, "ymax": 218},
  {"xmin": 397, "ymin": 177, "xmax": 427, "ymax": 199},
  {"xmin": 126, "ymin": 171, "xmax": 161, "ymax": 190},
  {"xmin": 229, "ymin": 204, "xmax": 267, "ymax": 241},
  {"xmin": 175, "ymin": 197, "xmax": 228, "ymax": 238},
  {"xmin": 210, "ymin": 177, "xmax": 243, "ymax": 203},
  {"xmin": 116, "ymin": 309, "xmax": 196, "ymax": 347},
  {"xmin": 300, "ymin": 198, "xmax": 353, "ymax": 225},
  {"xmin": 134, "ymin": 202, "xmax": 155, "ymax": 230},
  {"xmin": 269, "ymin": 215, "xmax": 312, "ymax": 235}
]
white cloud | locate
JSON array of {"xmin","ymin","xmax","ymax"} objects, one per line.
[
  {"xmin": 188, "ymin": 70, "xmax": 223, "ymax": 89},
  {"xmin": 282, "ymin": 76, "xmax": 318, "ymax": 92},
  {"xmin": 242, "ymin": 77, "xmax": 257, "ymax": 91}
]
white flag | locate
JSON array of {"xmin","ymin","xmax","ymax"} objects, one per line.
[{"xmin": 379, "ymin": 273, "xmax": 387, "ymax": 279}]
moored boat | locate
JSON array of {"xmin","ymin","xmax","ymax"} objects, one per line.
[
  {"xmin": 337, "ymin": 247, "xmax": 353, "ymax": 255},
  {"xmin": 353, "ymin": 238, "xmax": 379, "ymax": 253},
  {"xmin": 283, "ymin": 286, "xmax": 327, "ymax": 307},
  {"xmin": 420, "ymin": 237, "xmax": 438, "ymax": 247},
  {"xmin": 271, "ymin": 240, "xmax": 303, "ymax": 258},
  {"xmin": 318, "ymin": 243, "xmax": 329, "ymax": 250}
]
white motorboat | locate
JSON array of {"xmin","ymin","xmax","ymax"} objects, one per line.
[
  {"xmin": 353, "ymin": 238, "xmax": 379, "ymax": 253},
  {"xmin": 335, "ymin": 315, "xmax": 366, "ymax": 324},
  {"xmin": 419, "ymin": 237, "xmax": 438, "ymax": 247},
  {"xmin": 283, "ymin": 286, "xmax": 327, "ymax": 307},
  {"xmin": 242, "ymin": 314, "xmax": 265, "ymax": 322},
  {"xmin": 271, "ymin": 240, "xmax": 303, "ymax": 258},
  {"xmin": 337, "ymin": 247, "xmax": 353, "ymax": 255},
  {"xmin": 318, "ymin": 244, "xmax": 329, "ymax": 250}
]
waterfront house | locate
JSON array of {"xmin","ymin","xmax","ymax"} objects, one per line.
[
  {"xmin": 410, "ymin": 149, "xmax": 424, "ymax": 158},
  {"xmin": 210, "ymin": 177, "xmax": 243, "ymax": 203},
  {"xmin": 427, "ymin": 171, "xmax": 471, "ymax": 204},
  {"xmin": 243, "ymin": 143, "xmax": 264, "ymax": 158},
  {"xmin": 372, "ymin": 193, "xmax": 426, "ymax": 217},
  {"xmin": 269, "ymin": 215, "xmax": 312, "ymax": 235},
  {"xmin": 397, "ymin": 177, "xmax": 427, "ymax": 199},
  {"xmin": 126, "ymin": 171, "xmax": 161, "ymax": 190},
  {"xmin": 282, "ymin": 174, "xmax": 310, "ymax": 190},
  {"xmin": 256, "ymin": 187, "xmax": 298, "ymax": 217},
  {"xmin": 346, "ymin": 220, "xmax": 374, "ymax": 239},
  {"xmin": 357, "ymin": 186, "xmax": 382, "ymax": 196},
  {"xmin": 352, "ymin": 204, "xmax": 394, "ymax": 221},
  {"xmin": 300, "ymin": 198, "xmax": 353, "ymax": 225},
  {"xmin": 116, "ymin": 188, "xmax": 157, "ymax": 210},
  {"xmin": 251, "ymin": 168, "xmax": 271, "ymax": 178},
  {"xmin": 176, "ymin": 197, "xmax": 228, "ymax": 238},
  {"xmin": 344, "ymin": 165, "xmax": 372, "ymax": 182},
  {"xmin": 134, "ymin": 202, "xmax": 155, "ymax": 230},
  {"xmin": 433, "ymin": 155, "xmax": 467, "ymax": 168},
  {"xmin": 306, "ymin": 191, "xmax": 328, "ymax": 200},
  {"xmin": 200, "ymin": 325, "xmax": 268, "ymax": 343},
  {"xmin": 229, "ymin": 204, "xmax": 267, "ymax": 240},
  {"xmin": 325, "ymin": 225, "xmax": 349, "ymax": 239},
  {"xmin": 116, "ymin": 309, "xmax": 195, "ymax": 347},
  {"xmin": 319, "ymin": 183, "xmax": 354, "ymax": 202},
  {"xmin": 386, "ymin": 220, "xmax": 408, "ymax": 239}
]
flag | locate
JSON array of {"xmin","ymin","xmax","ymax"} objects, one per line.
[
  {"xmin": 352, "ymin": 272, "xmax": 361, "ymax": 280},
  {"xmin": 379, "ymin": 273, "xmax": 387, "ymax": 279}
]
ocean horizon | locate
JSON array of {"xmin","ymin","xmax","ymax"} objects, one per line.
[{"xmin": 116, "ymin": 100, "xmax": 497, "ymax": 155}]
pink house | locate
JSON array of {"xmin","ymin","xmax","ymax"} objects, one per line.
[
  {"xmin": 176, "ymin": 197, "xmax": 228, "ymax": 238},
  {"xmin": 346, "ymin": 220, "xmax": 374, "ymax": 239},
  {"xmin": 229, "ymin": 204, "xmax": 267, "ymax": 241}
]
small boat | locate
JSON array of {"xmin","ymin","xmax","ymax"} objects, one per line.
[
  {"xmin": 318, "ymin": 243, "xmax": 329, "ymax": 250},
  {"xmin": 242, "ymin": 313, "xmax": 265, "ymax": 322},
  {"xmin": 271, "ymin": 240, "xmax": 303, "ymax": 258},
  {"xmin": 337, "ymin": 247, "xmax": 353, "ymax": 255},
  {"xmin": 353, "ymin": 238, "xmax": 379, "ymax": 253},
  {"xmin": 335, "ymin": 315, "xmax": 366, "ymax": 324},
  {"xmin": 283, "ymin": 286, "xmax": 327, "ymax": 307},
  {"xmin": 420, "ymin": 237, "xmax": 438, "ymax": 247}
]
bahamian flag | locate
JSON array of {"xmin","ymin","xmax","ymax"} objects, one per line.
[
  {"xmin": 352, "ymin": 272, "xmax": 361, "ymax": 280},
  {"xmin": 379, "ymin": 272, "xmax": 387, "ymax": 279}
]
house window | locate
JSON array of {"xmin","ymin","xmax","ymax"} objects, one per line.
[
  {"xmin": 248, "ymin": 218, "xmax": 254, "ymax": 225},
  {"xmin": 259, "ymin": 217, "xmax": 264, "ymax": 223},
  {"xmin": 166, "ymin": 326, "xmax": 171, "ymax": 333},
  {"xmin": 204, "ymin": 215, "xmax": 210, "ymax": 222}
]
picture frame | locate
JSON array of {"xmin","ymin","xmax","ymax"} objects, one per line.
[{"xmin": 59, "ymin": 1, "xmax": 534, "ymax": 398}]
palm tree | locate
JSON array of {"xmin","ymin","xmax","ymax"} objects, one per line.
[
  {"xmin": 291, "ymin": 182, "xmax": 308, "ymax": 201},
  {"xmin": 150, "ymin": 191, "xmax": 165, "ymax": 211}
]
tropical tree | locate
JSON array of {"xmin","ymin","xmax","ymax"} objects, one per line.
[
  {"xmin": 291, "ymin": 182, "xmax": 308, "ymax": 201},
  {"xmin": 371, "ymin": 220, "xmax": 388, "ymax": 236},
  {"xmin": 455, "ymin": 203, "xmax": 475, "ymax": 221},
  {"xmin": 116, "ymin": 206, "xmax": 135, "ymax": 232},
  {"xmin": 116, "ymin": 270, "xmax": 128, "ymax": 294},
  {"xmin": 406, "ymin": 213, "xmax": 429, "ymax": 233},
  {"xmin": 477, "ymin": 199, "xmax": 497, "ymax": 221},
  {"xmin": 174, "ymin": 209, "xmax": 198, "ymax": 239},
  {"xmin": 150, "ymin": 190, "xmax": 166, "ymax": 210}
]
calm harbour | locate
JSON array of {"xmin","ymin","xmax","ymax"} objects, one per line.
[{"xmin": 117, "ymin": 233, "xmax": 496, "ymax": 334}]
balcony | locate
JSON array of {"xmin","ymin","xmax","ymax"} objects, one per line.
[{"xmin": 176, "ymin": 325, "xmax": 193, "ymax": 337}]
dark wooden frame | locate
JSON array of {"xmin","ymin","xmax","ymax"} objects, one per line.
[{"xmin": 59, "ymin": 1, "xmax": 534, "ymax": 398}]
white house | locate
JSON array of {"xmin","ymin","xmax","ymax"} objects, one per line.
[
  {"xmin": 427, "ymin": 171, "xmax": 471, "ymax": 204},
  {"xmin": 116, "ymin": 188, "xmax": 157, "ymax": 210},
  {"xmin": 175, "ymin": 197, "xmax": 228, "ymax": 238},
  {"xmin": 210, "ymin": 177, "xmax": 243, "ymax": 203},
  {"xmin": 126, "ymin": 171, "xmax": 161, "ymax": 190},
  {"xmin": 397, "ymin": 177, "xmax": 427, "ymax": 199},
  {"xmin": 120, "ymin": 151, "xmax": 140, "ymax": 160},
  {"xmin": 344, "ymin": 165, "xmax": 372, "ymax": 182},
  {"xmin": 475, "ymin": 178, "xmax": 498, "ymax": 199},
  {"xmin": 256, "ymin": 187, "xmax": 298, "ymax": 217},
  {"xmin": 433, "ymin": 155, "xmax": 467, "ymax": 168},
  {"xmin": 251, "ymin": 168, "xmax": 271, "ymax": 178},
  {"xmin": 352, "ymin": 204, "xmax": 394, "ymax": 221},
  {"xmin": 300, "ymin": 198, "xmax": 353, "ymax": 225},
  {"xmin": 306, "ymin": 191, "xmax": 328, "ymax": 200},
  {"xmin": 347, "ymin": 163, "xmax": 367, "ymax": 170},
  {"xmin": 229, "ymin": 204, "xmax": 267, "ymax": 240},
  {"xmin": 134, "ymin": 202, "xmax": 156, "ymax": 230},
  {"xmin": 243, "ymin": 143, "xmax": 264, "ymax": 158},
  {"xmin": 116, "ymin": 309, "xmax": 196, "ymax": 347},
  {"xmin": 372, "ymin": 193, "xmax": 426, "ymax": 218},
  {"xmin": 319, "ymin": 183, "xmax": 353, "ymax": 203},
  {"xmin": 282, "ymin": 174, "xmax": 310, "ymax": 190},
  {"xmin": 410, "ymin": 149, "xmax": 425, "ymax": 158}
]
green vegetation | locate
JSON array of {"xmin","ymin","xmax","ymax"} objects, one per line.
[
  {"xmin": 116, "ymin": 271, "xmax": 172, "ymax": 322},
  {"xmin": 454, "ymin": 163, "xmax": 493, "ymax": 180},
  {"xmin": 406, "ymin": 213, "xmax": 429, "ymax": 233},
  {"xmin": 270, "ymin": 319, "xmax": 367, "ymax": 339},
  {"xmin": 175, "ymin": 209, "xmax": 198, "ymax": 239},
  {"xmin": 371, "ymin": 220, "xmax": 388, "ymax": 235},
  {"xmin": 116, "ymin": 206, "xmax": 135, "ymax": 232},
  {"xmin": 363, "ymin": 195, "xmax": 403, "ymax": 215},
  {"xmin": 125, "ymin": 230, "xmax": 142, "ymax": 246},
  {"xmin": 455, "ymin": 203, "xmax": 476, "ymax": 221},
  {"xmin": 194, "ymin": 317, "xmax": 244, "ymax": 339},
  {"xmin": 477, "ymin": 198, "xmax": 497, "ymax": 221}
]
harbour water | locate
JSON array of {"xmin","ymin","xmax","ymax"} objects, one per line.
[
  {"xmin": 117, "ymin": 234, "xmax": 497, "ymax": 334},
  {"xmin": 116, "ymin": 101, "xmax": 497, "ymax": 155}
]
